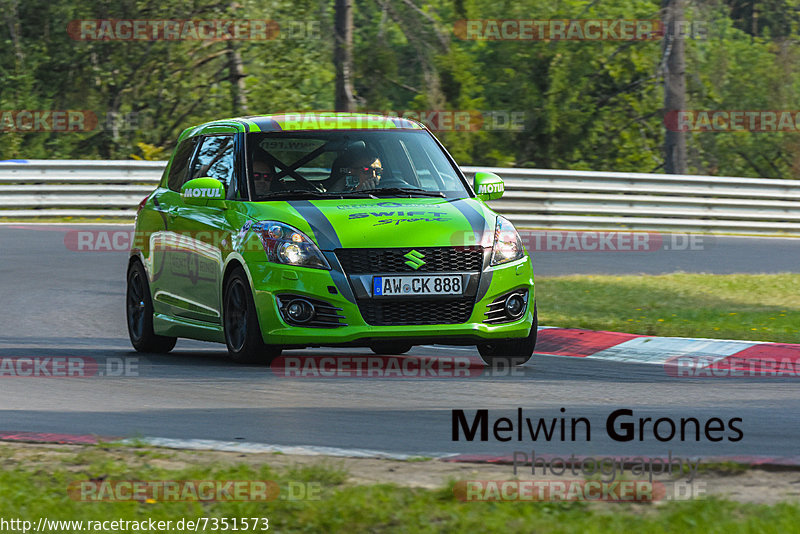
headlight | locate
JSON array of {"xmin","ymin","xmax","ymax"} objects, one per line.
[
  {"xmin": 252, "ymin": 221, "xmax": 330, "ymax": 269},
  {"xmin": 490, "ymin": 216, "xmax": 524, "ymax": 266}
]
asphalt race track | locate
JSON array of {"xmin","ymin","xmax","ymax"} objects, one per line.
[{"xmin": 2, "ymin": 224, "xmax": 800, "ymax": 460}]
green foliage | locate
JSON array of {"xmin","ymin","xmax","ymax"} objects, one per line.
[
  {"xmin": 130, "ymin": 142, "xmax": 166, "ymax": 160},
  {"xmin": 1, "ymin": 0, "xmax": 798, "ymax": 178}
]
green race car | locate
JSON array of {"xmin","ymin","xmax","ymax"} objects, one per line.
[{"xmin": 126, "ymin": 113, "xmax": 536, "ymax": 366}]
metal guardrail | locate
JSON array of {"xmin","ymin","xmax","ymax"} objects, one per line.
[
  {"xmin": 1, "ymin": 160, "xmax": 799, "ymax": 234},
  {"xmin": 0, "ymin": 160, "xmax": 164, "ymax": 219}
]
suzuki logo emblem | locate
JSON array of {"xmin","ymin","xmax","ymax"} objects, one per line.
[{"xmin": 403, "ymin": 250, "xmax": 426, "ymax": 270}]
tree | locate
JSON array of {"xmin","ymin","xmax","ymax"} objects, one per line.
[
  {"xmin": 663, "ymin": 0, "xmax": 688, "ymax": 174},
  {"xmin": 334, "ymin": 0, "xmax": 356, "ymax": 111}
]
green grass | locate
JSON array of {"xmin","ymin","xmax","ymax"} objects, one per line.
[
  {"xmin": 1, "ymin": 447, "xmax": 800, "ymax": 533},
  {"xmin": 536, "ymin": 273, "xmax": 800, "ymax": 343}
]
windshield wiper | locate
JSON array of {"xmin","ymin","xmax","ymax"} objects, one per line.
[{"xmin": 360, "ymin": 187, "xmax": 445, "ymax": 198}]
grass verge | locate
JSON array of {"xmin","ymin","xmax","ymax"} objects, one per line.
[
  {"xmin": 536, "ymin": 273, "xmax": 800, "ymax": 343},
  {"xmin": 1, "ymin": 444, "xmax": 800, "ymax": 533}
]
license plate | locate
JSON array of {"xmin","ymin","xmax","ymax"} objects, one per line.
[{"xmin": 373, "ymin": 275, "xmax": 463, "ymax": 296}]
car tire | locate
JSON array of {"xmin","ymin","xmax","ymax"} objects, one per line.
[
  {"xmin": 126, "ymin": 260, "xmax": 177, "ymax": 353},
  {"xmin": 477, "ymin": 303, "xmax": 538, "ymax": 367},
  {"xmin": 223, "ymin": 267, "xmax": 281, "ymax": 364},
  {"xmin": 369, "ymin": 342, "xmax": 413, "ymax": 355}
]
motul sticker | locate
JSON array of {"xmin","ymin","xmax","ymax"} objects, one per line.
[
  {"xmin": 476, "ymin": 182, "xmax": 504, "ymax": 194},
  {"xmin": 183, "ymin": 188, "xmax": 222, "ymax": 198}
]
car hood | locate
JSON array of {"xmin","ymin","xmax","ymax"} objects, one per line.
[{"xmin": 242, "ymin": 197, "xmax": 496, "ymax": 250}]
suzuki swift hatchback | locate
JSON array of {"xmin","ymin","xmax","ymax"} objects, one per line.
[{"xmin": 126, "ymin": 113, "xmax": 536, "ymax": 365}]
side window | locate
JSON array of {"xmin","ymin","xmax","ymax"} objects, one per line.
[
  {"xmin": 190, "ymin": 135, "xmax": 236, "ymax": 196},
  {"xmin": 166, "ymin": 137, "xmax": 197, "ymax": 192}
]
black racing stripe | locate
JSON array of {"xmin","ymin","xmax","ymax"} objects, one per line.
[
  {"xmin": 475, "ymin": 270, "xmax": 493, "ymax": 303},
  {"xmin": 323, "ymin": 253, "xmax": 356, "ymax": 304},
  {"xmin": 250, "ymin": 117, "xmax": 283, "ymax": 132},
  {"xmin": 288, "ymin": 201, "xmax": 354, "ymax": 303},
  {"xmin": 475, "ymin": 248, "xmax": 494, "ymax": 302},
  {"xmin": 448, "ymin": 199, "xmax": 494, "ymax": 303},
  {"xmin": 449, "ymin": 198, "xmax": 491, "ymax": 239},
  {"xmin": 288, "ymin": 201, "xmax": 342, "ymax": 250}
]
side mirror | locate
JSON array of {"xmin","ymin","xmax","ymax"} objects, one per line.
[
  {"xmin": 473, "ymin": 172, "xmax": 505, "ymax": 201},
  {"xmin": 181, "ymin": 177, "xmax": 225, "ymax": 207}
]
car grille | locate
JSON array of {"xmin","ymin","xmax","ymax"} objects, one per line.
[
  {"xmin": 336, "ymin": 246, "xmax": 484, "ymax": 274},
  {"xmin": 357, "ymin": 297, "xmax": 474, "ymax": 326}
]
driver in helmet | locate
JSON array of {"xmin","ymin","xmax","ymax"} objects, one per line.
[{"xmin": 328, "ymin": 147, "xmax": 383, "ymax": 192}]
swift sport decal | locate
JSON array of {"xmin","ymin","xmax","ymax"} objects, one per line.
[
  {"xmin": 347, "ymin": 210, "xmax": 450, "ymax": 219},
  {"xmin": 348, "ymin": 210, "xmax": 452, "ymax": 226},
  {"xmin": 339, "ymin": 200, "xmax": 454, "ymax": 226},
  {"xmin": 372, "ymin": 216, "xmax": 451, "ymax": 226}
]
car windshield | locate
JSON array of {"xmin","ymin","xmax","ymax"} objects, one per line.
[{"xmin": 246, "ymin": 130, "xmax": 470, "ymax": 200}]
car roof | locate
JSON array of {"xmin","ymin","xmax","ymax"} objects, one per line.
[{"xmin": 177, "ymin": 112, "xmax": 425, "ymax": 141}]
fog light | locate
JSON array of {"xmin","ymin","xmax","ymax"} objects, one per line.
[
  {"xmin": 286, "ymin": 299, "xmax": 314, "ymax": 323},
  {"xmin": 504, "ymin": 293, "xmax": 525, "ymax": 319}
]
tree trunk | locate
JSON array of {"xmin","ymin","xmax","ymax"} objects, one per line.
[
  {"xmin": 3, "ymin": 0, "xmax": 24, "ymax": 99},
  {"xmin": 227, "ymin": 40, "xmax": 248, "ymax": 115},
  {"xmin": 663, "ymin": 0, "xmax": 687, "ymax": 174},
  {"xmin": 334, "ymin": 0, "xmax": 356, "ymax": 111}
]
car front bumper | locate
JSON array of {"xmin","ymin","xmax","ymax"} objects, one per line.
[{"xmin": 248, "ymin": 252, "xmax": 535, "ymax": 347}]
